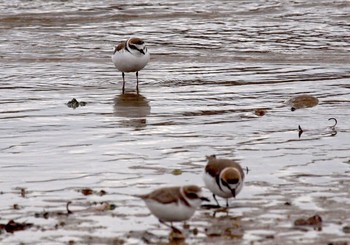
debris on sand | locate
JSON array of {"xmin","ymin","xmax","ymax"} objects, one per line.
[
  {"xmin": 79, "ymin": 188, "xmax": 107, "ymax": 196},
  {"xmin": 35, "ymin": 201, "xmax": 73, "ymax": 218},
  {"xmin": 169, "ymin": 228, "xmax": 186, "ymax": 242},
  {"xmin": 171, "ymin": 169, "xmax": 183, "ymax": 176},
  {"xmin": 298, "ymin": 117, "xmax": 338, "ymax": 138},
  {"xmin": 254, "ymin": 108, "xmax": 267, "ymax": 117},
  {"xmin": 298, "ymin": 125, "xmax": 303, "ymax": 138},
  {"xmin": 205, "ymin": 216, "xmax": 243, "ymax": 239},
  {"xmin": 286, "ymin": 95, "xmax": 319, "ymax": 111},
  {"xmin": 294, "ymin": 214, "xmax": 322, "ymax": 231},
  {"xmin": 81, "ymin": 188, "xmax": 94, "ymax": 196},
  {"xmin": 342, "ymin": 225, "xmax": 350, "ymax": 234},
  {"xmin": 67, "ymin": 98, "xmax": 87, "ymax": 109},
  {"xmin": 0, "ymin": 220, "xmax": 33, "ymax": 233}
]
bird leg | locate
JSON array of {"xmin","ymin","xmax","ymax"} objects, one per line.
[
  {"xmin": 122, "ymin": 72, "xmax": 125, "ymax": 94},
  {"xmin": 136, "ymin": 71, "xmax": 139, "ymax": 94},
  {"xmin": 159, "ymin": 220, "xmax": 181, "ymax": 233},
  {"xmin": 213, "ymin": 194, "xmax": 220, "ymax": 207}
]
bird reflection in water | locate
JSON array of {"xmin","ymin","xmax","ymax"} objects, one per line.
[{"xmin": 113, "ymin": 93, "xmax": 151, "ymax": 129}]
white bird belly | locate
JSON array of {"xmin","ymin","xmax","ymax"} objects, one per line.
[
  {"xmin": 145, "ymin": 200, "xmax": 195, "ymax": 222},
  {"xmin": 112, "ymin": 51, "xmax": 150, "ymax": 73}
]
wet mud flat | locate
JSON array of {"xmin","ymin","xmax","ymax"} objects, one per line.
[
  {"xmin": 1, "ymin": 170, "xmax": 350, "ymax": 245},
  {"xmin": 1, "ymin": 0, "xmax": 350, "ymax": 244}
]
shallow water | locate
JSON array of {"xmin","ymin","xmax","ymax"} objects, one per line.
[{"xmin": 1, "ymin": 0, "xmax": 350, "ymax": 244}]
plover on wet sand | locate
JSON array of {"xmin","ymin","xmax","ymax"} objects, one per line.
[
  {"xmin": 136, "ymin": 185, "xmax": 209, "ymax": 231},
  {"xmin": 203, "ymin": 155, "xmax": 245, "ymax": 207},
  {"xmin": 112, "ymin": 37, "xmax": 150, "ymax": 94}
]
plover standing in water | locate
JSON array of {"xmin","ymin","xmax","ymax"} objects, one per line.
[
  {"xmin": 112, "ymin": 37, "xmax": 150, "ymax": 93},
  {"xmin": 203, "ymin": 155, "xmax": 245, "ymax": 207},
  {"xmin": 136, "ymin": 185, "xmax": 209, "ymax": 231}
]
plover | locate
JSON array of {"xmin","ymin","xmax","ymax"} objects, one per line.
[
  {"xmin": 112, "ymin": 37, "xmax": 150, "ymax": 94},
  {"xmin": 136, "ymin": 185, "xmax": 209, "ymax": 231},
  {"xmin": 203, "ymin": 155, "xmax": 245, "ymax": 207}
]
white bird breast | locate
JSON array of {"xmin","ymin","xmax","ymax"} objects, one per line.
[
  {"xmin": 112, "ymin": 50, "xmax": 150, "ymax": 73},
  {"xmin": 203, "ymin": 172, "xmax": 233, "ymax": 198}
]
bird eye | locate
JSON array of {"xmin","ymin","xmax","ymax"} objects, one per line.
[{"xmin": 227, "ymin": 179, "xmax": 239, "ymax": 184}]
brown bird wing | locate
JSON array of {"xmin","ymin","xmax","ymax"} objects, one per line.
[
  {"xmin": 113, "ymin": 42, "xmax": 126, "ymax": 54},
  {"xmin": 141, "ymin": 187, "xmax": 180, "ymax": 205},
  {"xmin": 116, "ymin": 42, "xmax": 125, "ymax": 51}
]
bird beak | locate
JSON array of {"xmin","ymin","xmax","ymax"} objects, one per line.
[
  {"xmin": 231, "ymin": 188, "xmax": 236, "ymax": 198},
  {"xmin": 200, "ymin": 197, "xmax": 210, "ymax": 202}
]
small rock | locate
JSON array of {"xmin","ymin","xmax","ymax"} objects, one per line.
[
  {"xmin": 20, "ymin": 188, "xmax": 26, "ymax": 198},
  {"xmin": 171, "ymin": 169, "xmax": 183, "ymax": 176},
  {"xmin": 99, "ymin": 190, "xmax": 107, "ymax": 196},
  {"xmin": 286, "ymin": 95, "xmax": 319, "ymax": 111},
  {"xmin": 254, "ymin": 108, "xmax": 267, "ymax": 117},
  {"xmin": 169, "ymin": 228, "xmax": 185, "ymax": 242},
  {"xmin": 67, "ymin": 98, "xmax": 80, "ymax": 109},
  {"xmin": 306, "ymin": 215, "xmax": 322, "ymax": 226},
  {"xmin": 67, "ymin": 98, "xmax": 86, "ymax": 109},
  {"xmin": 265, "ymin": 234, "xmax": 275, "ymax": 239},
  {"xmin": 81, "ymin": 188, "xmax": 93, "ymax": 196},
  {"xmin": 294, "ymin": 218, "xmax": 308, "ymax": 226},
  {"xmin": 294, "ymin": 214, "xmax": 322, "ymax": 227},
  {"xmin": 342, "ymin": 225, "xmax": 350, "ymax": 234},
  {"xmin": 109, "ymin": 204, "xmax": 117, "ymax": 210},
  {"xmin": 0, "ymin": 220, "xmax": 33, "ymax": 233}
]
